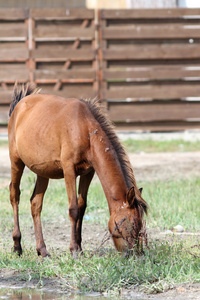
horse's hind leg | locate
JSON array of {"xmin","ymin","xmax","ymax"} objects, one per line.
[
  {"xmin": 9, "ymin": 159, "xmax": 25, "ymax": 255},
  {"xmin": 30, "ymin": 175, "xmax": 49, "ymax": 257},
  {"xmin": 77, "ymin": 169, "xmax": 95, "ymax": 252}
]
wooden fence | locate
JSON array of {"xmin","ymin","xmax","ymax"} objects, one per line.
[
  {"xmin": 99, "ymin": 8, "xmax": 200, "ymax": 131},
  {"xmin": 1, "ymin": 8, "xmax": 200, "ymax": 131},
  {"xmin": 30, "ymin": 9, "xmax": 98, "ymax": 99}
]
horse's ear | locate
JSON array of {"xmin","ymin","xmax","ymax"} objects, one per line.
[
  {"xmin": 127, "ymin": 187, "xmax": 135, "ymax": 207},
  {"xmin": 139, "ymin": 187, "xmax": 143, "ymax": 194}
]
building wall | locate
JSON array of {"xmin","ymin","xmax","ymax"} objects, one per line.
[
  {"xmin": 86, "ymin": 0, "xmax": 127, "ymax": 8},
  {"xmin": 86, "ymin": 0, "xmax": 177, "ymax": 8},
  {"xmin": 178, "ymin": 0, "xmax": 200, "ymax": 7},
  {"xmin": 129, "ymin": 0, "xmax": 177, "ymax": 8}
]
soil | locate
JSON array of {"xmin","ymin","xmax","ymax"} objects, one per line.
[{"xmin": 0, "ymin": 145, "xmax": 200, "ymax": 299}]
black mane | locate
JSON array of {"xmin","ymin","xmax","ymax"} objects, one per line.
[
  {"xmin": 84, "ymin": 98, "xmax": 148, "ymax": 214},
  {"xmin": 9, "ymin": 83, "xmax": 39, "ymax": 117}
]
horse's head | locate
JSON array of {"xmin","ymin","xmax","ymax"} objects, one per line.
[{"xmin": 108, "ymin": 186, "xmax": 147, "ymax": 256}]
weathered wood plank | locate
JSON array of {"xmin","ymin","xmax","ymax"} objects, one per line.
[
  {"xmin": 0, "ymin": 43, "xmax": 27, "ymax": 50},
  {"xmin": 32, "ymin": 49, "xmax": 95, "ymax": 61},
  {"xmin": 103, "ymin": 44, "xmax": 200, "ymax": 60},
  {"xmin": 36, "ymin": 79, "xmax": 94, "ymax": 84},
  {"xmin": 0, "ymin": 9, "xmax": 28, "ymax": 20},
  {"xmin": 0, "ymin": 48, "xmax": 29, "ymax": 61},
  {"xmin": 0, "ymin": 90, "xmax": 12, "ymax": 104},
  {"xmin": 108, "ymin": 100, "xmax": 200, "ymax": 122},
  {"xmin": 0, "ymin": 23, "xmax": 27, "ymax": 38},
  {"xmin": 38, "ymin": 86, "xmax": 97, "ymax": 99},
  {"xmin": 113, "ymin": 121, "xmax": 200, "ymax": 131},
  {"xmin": 0, "ymin": 108, "xmax": 10, "ymax": 124},
  {"xmin": 33, "ymin": 27, "xmax": 95, "ymax": 39},
  {"xmin": 31, "ymin": 8, "xmax": 94, "ymax": 19},
  {"xmin": 102, "ymin": 25, "xmax": 200, "ymax": 39},
  {"xmin": 103, "ymin": 67, "xmax": 200, "ymax": 81},
  {"xmin": 100, "ymin": 8, "xmax": 200, "ymax": 19},
  {"xmin": 103, "ymin": 83, "xmax": 200, "ymax": 99},
  {"xmin": 35, "ymin": 69, "xmax": 96, "ymax": 80},
  {"xmin": 0, "ymin": 68, "xmax": 29, "ymax": 82}
]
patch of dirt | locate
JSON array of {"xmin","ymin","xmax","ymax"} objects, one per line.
[
  {"xmin": 0, "ymin": 145, "xmax": 200, "ymax": 299},
  {"xmin": 129, "ymin": 152, "xmax": 200, "ymax": 181},
  {"xmin": 121, "ymin": 283, "xmax": 200, "ymax": 300}
]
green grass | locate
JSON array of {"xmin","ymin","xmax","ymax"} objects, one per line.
[
  {"xmin": 0, "ymin": 173, "xmax": 199, "ymax": 294},
  {"xmin": 122, "ymin": 138, "xmax": 200, "ymax": 153},
  {"xmin": 144, "ymin": 177, "xmax": 200, "ymax": 231},
  {"xmin": 0, "ymin": 139, "xmax": 8, "ymax": 147},
  {"xmin": 1, "ymin": 138, "xmax": 200, "ymax": 153},
  {"xmin": 0, "ymin": 240, "xmax": 199, "ymax": 294}
]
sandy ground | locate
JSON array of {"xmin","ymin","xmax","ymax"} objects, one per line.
[
  {"xmin": 130, "ymin": 151, "xmax": 200, "ymax": 181},
  {"xmin": 0, "ymin": 143, "xmax": 200, "ymax": 299}
]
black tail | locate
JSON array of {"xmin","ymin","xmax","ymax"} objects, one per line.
[{"xmin": 9, "ymin": 83, "xmax": 39, "ymax": 117}]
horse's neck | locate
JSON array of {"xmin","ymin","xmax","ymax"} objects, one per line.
[{"xmin": 90, "ymin": 133, "xmax": 128, "ymax": 213}]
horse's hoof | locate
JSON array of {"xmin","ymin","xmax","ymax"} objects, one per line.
[
  {"xmin": 71, "ymin": 247, "xmax": 83, "ymax": 259},
  {"xmin": 37, "ymin": 248, "xmax": 51, "ymax": 258},
  {"xmin": 13, "ymin": 246, "xmax": 22, "ymax": 256},
  {"xmin": 72, "ymin": 251, "xmax": 78, "ymax": 260}
]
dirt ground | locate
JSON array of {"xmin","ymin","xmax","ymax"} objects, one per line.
[{"xmin": 0, "ymin": 144, "xmax": 200, "ymax": 299}]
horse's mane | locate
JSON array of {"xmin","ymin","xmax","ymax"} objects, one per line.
[
  {"xmin": 9, "ymin": 83, "xmax": 40, "ymax": 117},
  {"xmin": 84, "ymin": 98, "xmax": 148, "ymax": 214}
]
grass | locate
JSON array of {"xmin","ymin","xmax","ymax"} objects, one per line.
[
  {"xmin": 143, "ymin": 177, "xmax": 200, "ymax": 231},
  {"xmin": 0, "ymin": 173, "xmax": 199, "ymax": 294},
  {"xmin": 0, "ymin": 239, "xmax": 199, "ymax": 295},
  {"xmin": 0, "ymin": 140, "xmax": 8, "ymax": 147},
  {"xmin": 1, "ymin": 138, "xmax": 200, "ymax": 153},
  {"xmin": 122, "ymin": 138, "xmax": 200, "ymax": 153}
]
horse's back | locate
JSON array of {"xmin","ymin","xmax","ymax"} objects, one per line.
[
  {"xmin": 11, "ymin": 94, "xmax": 86, "ymax": 126},
  {"xmin": 8, "ymin": 94, "xmax": 94, "ymax": 178},
  {"xmin": 9, "ymin": 94, "xmax": 86, "ymax": 142}
]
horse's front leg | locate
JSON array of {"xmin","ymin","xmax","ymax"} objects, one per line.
[
  {"xmin": 30, "ymin": 176, "xmax": 49, "ymax": 257},
  {"xmin": 77, "ymin": 170, "xmax": 95, "ymax": 252},
  {"xmin": 63, "ymin": 166, "xmax": 79, "ymax": 258},
  {"xmin": 9, "ymin": 159, "xmax": 25, "ymax": 255}
]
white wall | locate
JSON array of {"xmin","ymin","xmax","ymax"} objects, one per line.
[
  {"xmin": 127, "ymin": 0, "xmax": 176, "ymax": 8},
  {"xmin": 178, "ymin": 0, "xmax": 200, "ymax": 7},
  {"xmin": 86, "ymin": 0, "xmax": 177, "ymax": 8},
  {"xmin": 86, "ymin": 0, "xmax": 127, "ymax": 8}
]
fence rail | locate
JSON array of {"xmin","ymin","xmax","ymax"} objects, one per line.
[{"xmin": 1, "ymin": 8, "xmax": 200, "ymax": 131}]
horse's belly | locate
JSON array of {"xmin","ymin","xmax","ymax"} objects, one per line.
[{"xmin": 28, "ymin": 160, "xmax": 64, "ymax": 179}]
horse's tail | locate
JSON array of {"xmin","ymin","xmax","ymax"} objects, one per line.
[{"xmin": 9, "ymin": 82, "xmax": 40, "ymax": 117}]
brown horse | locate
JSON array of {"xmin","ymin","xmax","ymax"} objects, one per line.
[{"xmin": 8, "ymin": 83, "xmax": 147, "ymax": 258}]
